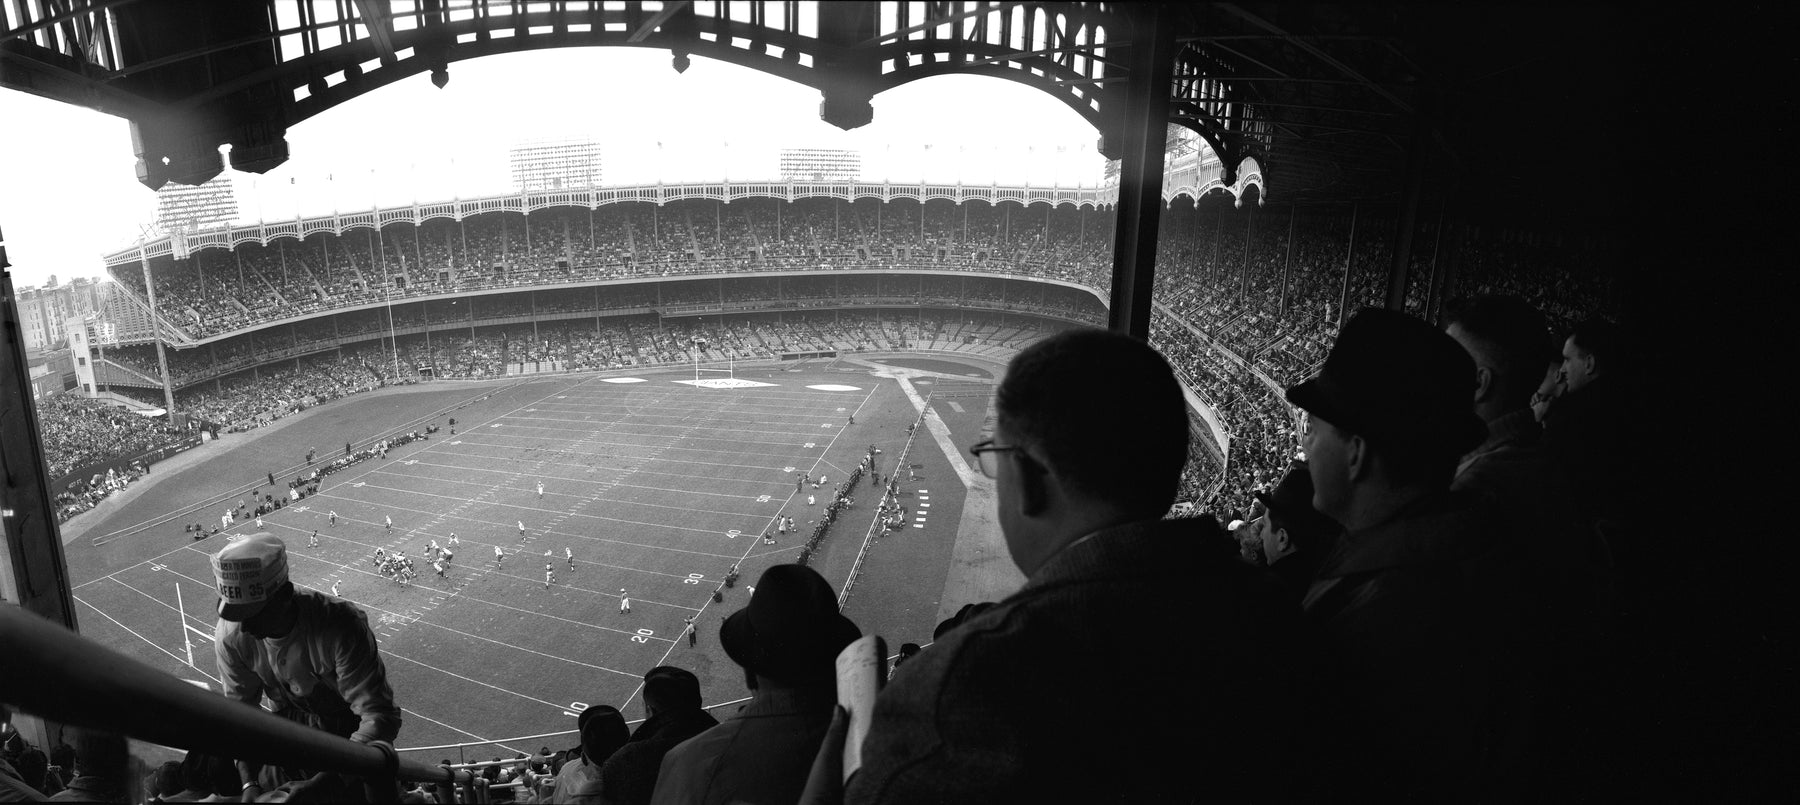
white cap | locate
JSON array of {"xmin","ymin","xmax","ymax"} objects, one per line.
[{"xmin": 212, "ymin": 534, "xmax": 289, "ymax": 621}]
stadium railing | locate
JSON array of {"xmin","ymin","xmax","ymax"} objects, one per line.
[{"xmin": 0, "ymin": 604, "xmax": 476, "ymax": 794}]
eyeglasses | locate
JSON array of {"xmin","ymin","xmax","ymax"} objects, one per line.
[{"xmin": 968, "ymin": 439, "xmax": 1024, "ymax": 479}]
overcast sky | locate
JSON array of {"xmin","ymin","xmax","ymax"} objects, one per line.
[{"xmin": 0, "ymin": 47, "xmax": 1109, "ymax": 289}]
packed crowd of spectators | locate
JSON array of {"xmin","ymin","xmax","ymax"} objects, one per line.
[
  {"xmin": 1144, "ymin": 198, "xmax": 1616, "ymax": 519},
  {"xmin": 90, "ymin": 194, "xmax": 1612, "ymax": 523},
  {"xmin": 35, "ymin": 394, "xmax": 187, "ymax": 481},
  {"xmin": 51, "ymin": 463, "xmax": 149, "ymax": 525},
  {"xmin": 175, "ymin": 353, "xmax": 384, "ymax": 432},
  {"xmin": 108, "ymin": 198, "xmax": 1117, "ymax": 340}
]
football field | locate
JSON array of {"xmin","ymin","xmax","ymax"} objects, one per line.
[{"xmin": 61, "ymin": 361, "xmax": 965, "ymax": 760}]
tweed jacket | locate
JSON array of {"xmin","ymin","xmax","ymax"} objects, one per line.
[{"xmin": 846, "ymin": 517, "xmax": 1312, "ymax": 804}]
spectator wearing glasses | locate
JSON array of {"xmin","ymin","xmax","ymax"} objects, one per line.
[{"xmin": 835, "ymin": 328, "xmax": 1314, "ymax": 803}]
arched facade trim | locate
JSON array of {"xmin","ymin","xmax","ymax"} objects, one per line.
[{"xmin": 107, "ymin": 161, "xmax": 1263, "ymax": 267}]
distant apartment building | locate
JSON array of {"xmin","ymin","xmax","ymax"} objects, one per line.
[{"xmin": 17, "ymin": 276, "xmax": 102, "ymax": 353}]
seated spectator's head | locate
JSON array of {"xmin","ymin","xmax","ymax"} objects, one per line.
[
  {"xmin": 987, "ymin": 328, "xmax": 1188, "ymax": 575},
  {"xmin": 893, "ymin": 643, "xmax": 922, "ymax": 670},
  {"xmin": 173, "ymin": 750, "xmax": 219, "ymax": 799},
  {"xmin": 642, "ymin": 666, "xmax": 703, "ymax": 717},
  {"xmin": 1253, "ymin": 462, "xmax": 1340, "ymax": 565},
  {"xmin": 1444, "ymin": 295, "xmax": 1555, "ymax": 418},
  {"xmin": 49, "ymin": 743, "xmax": 74, "ymax": 780},
  {"xmin": 933, "ymin": 602, "xmax": 995, "ymax": 640},
  {"xmin": 12, "ymin": 747, "xmax": 47, "ymax": 792},
  {"xmin": 212, "ymin": 533, "xmax": 296, "ymax": 638},
  {"xmin": 721, "ymin": 564, "xmax": 860, "ymax": 689},
  {"xmin": 66, "ymin": 726, "xmax": 128, "ymax": 781},
  {"xmin": 579, "ymin": 706, "xmax": 629, "ymax": 765},
  {"xmin": 1286, "ymin": 309, "xmax": 1486, "ymax": 527},
  {"xmin": 1560, "ymin": 318, "xmax": 1620, "ymax": 393},
  {"xmin": 150, "ymin": 759, "xmax": 183, "ymax": 799}
]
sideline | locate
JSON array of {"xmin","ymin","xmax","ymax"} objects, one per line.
[
  {"xmin": 58, "ymin": 379, "xmax": 535, "ymax": 545},
  {"xmin": 880, "ymin": 366, "xmax": 1026, "ymax": 613}
]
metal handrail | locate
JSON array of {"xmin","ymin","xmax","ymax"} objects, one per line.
[{"xmin": 0, "ymin": 605, "xmax": 472, "ymax": 788}]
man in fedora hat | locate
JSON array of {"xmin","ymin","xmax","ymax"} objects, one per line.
[
  {"xmin": 651, "ymin": 564, "xmax": 859, "ymax": 805},
  {"xmin": 838, "ymin": 328, "xmax": 1312, "ymax": 803},
  {"xmin": 1287, "ymin": 307, "xmax": 1538, "ymax": 800},
  {"xmin": 1253, "ymin": 460, "xmax": 1342, "ymax": 602},
  {"xmin": 211, "ymin": 533, "xmax": 401, "ymax": 799}
]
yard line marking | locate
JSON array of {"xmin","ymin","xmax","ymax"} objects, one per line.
[
  {"xmin": 398, "ymin": 706, "xmax": 527, "ymax": 757},
  {"xmin": 339, "ymin": 481, "xmax": 770, "ymax": 519},
  {"xmin": 380, "ymin": 651, "xmax": 577, "ymax": 712},
  {"xmin": 464, "ymin": 421, "xmax": 838, "ymax": 448},
  {"xmin": 452, "ymin": 591, "xmax": 686, "ymax": 636},
  {"xmin": 364, "ymin": 463, "xmax": 789, "ymax": 505},
  {"xmin": 74, "ymin": 594, "xmax": 220, "ymax": 684}
]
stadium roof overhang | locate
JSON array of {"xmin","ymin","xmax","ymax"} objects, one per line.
[{"xmin": 0, "ymin": 1, "xmax": 1629, "ymax": 213}]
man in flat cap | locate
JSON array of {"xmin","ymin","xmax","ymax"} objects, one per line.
[
  {"xmin": 212, "ymin": 533, "xmax": 400, "ymax": 799},
  {"xmin": 1287, "ymin": 307, "xmax": 1539, "ymax": 801}
]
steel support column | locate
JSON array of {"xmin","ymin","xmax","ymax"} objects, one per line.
[
  {"xmin": 1338, "ymin": 204, "xmax": 1358, "ymax": 327},
  {"xmin": 1279, "ymin": 204, "xmax": 1296, "ymax": 316},
  {"xmin": 1105, "ymin": 6, "xmax": 1176, "ymax": 338},
  {"xmin": 1422, "ymin": 191, "xmax": 1451, "ymax": 322},
  {"xmin": 0, "ymin": 258, "xmax": 79, "ymax": 634},
  {"xmin": 1385, "ymin": 101, "xmax": 1434, "ymax": 311}
]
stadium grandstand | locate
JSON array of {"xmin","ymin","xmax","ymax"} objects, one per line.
[{"xmin": 0, "ymin": 2, "xmax": 1783, "ymax": 803}]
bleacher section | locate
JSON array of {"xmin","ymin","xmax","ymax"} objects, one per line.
[{"xmin": 83, "ymin": 192, "xmax": 1614, "ymax": 522}]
